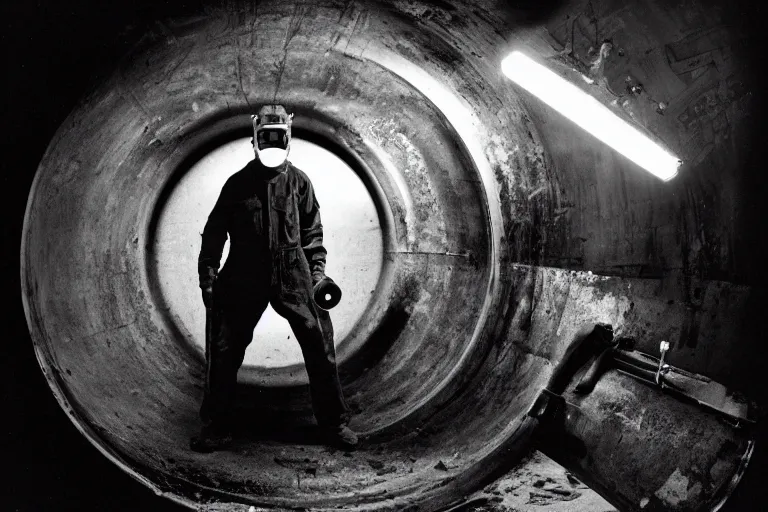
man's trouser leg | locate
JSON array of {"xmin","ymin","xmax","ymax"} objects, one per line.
[
  {"xmin": 271, "ymin": 252, "xmax": 349, "ymax": 427},
  {"xmin": 200, "ymin": 295, "xmax": 269, "ymax": 431}
]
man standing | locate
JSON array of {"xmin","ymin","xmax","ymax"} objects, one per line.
[{"xmin": 191, "ymin": 104, "xmax": 358, "ymax": 452}]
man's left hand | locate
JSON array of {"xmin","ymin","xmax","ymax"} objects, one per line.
[{"xmin": 312, "ymin": 271, "xmax": 325, "ymax": 286}]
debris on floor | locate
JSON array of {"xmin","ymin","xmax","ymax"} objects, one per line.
[
  {"xmin": 367, "ymin": 459, "xmax": 385, "ymax": 470},
  {"xmin": 460, "ymin": 451, "xmax": 618, "ymax": 511},
  {"xmin": 435, "ymin": 460, "xmax": 449, "ymax": 471}
]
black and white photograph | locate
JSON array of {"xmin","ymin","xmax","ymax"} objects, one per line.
[{"xmin": 3, "ymin": 0, "xmax": 768, "ymax": 510}]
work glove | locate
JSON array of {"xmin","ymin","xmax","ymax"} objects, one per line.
[
  {"xmin": 201, "ymin": 285, "xmax": 214, "ymax": 309},
  {"xmin": 199, "ymin": 268, "xmax": 217, "ymax": 309},
  {"xmin": 311, "ymin": 270, "xmax": 325, "ymax": 286}
]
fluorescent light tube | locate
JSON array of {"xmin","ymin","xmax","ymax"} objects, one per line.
[{"xmin": 501, "ymin": 51, "xmax": 681, "ymax": 181}]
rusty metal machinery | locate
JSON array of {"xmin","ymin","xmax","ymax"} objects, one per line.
[{"xmin": 530, "ymin": 324, "xmax": 757, "ymax": 512}]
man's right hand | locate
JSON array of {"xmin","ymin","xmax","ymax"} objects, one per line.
[{"xmin": 201, "ymin": 286, "xmax": 214, "ymax": 309}]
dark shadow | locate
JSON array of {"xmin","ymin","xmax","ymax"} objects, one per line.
[{"xmin": 338, "ymin": 274, "xmax": 421, "ymax": 383}]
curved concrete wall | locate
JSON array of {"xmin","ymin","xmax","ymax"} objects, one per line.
[{"xmin": 18, "ymin": 0, "xmax": 765, "ymax": 510}]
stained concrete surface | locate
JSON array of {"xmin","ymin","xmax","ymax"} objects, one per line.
[{"xmin": 6, "ymin": 0, "xmax": 768, "ymax": 510}]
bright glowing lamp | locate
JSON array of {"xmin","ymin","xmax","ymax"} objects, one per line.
[{"xmin": 501, "ymin": 51, "xmax": 681, "ymax": 181}]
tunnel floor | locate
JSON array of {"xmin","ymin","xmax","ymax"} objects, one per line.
[
  {"xmin": 460, "ymin": 452, "xmax": 616, "ymax": 512},
  {"xmin": 145, "ymin": 398, "xmax": 617, "ymax": 512},
  {"xmin": 156, "ymin": 419, "xmax": 617, "ymax": 512}
]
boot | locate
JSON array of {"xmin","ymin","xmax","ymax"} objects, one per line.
[
  {"xmin": 189, "ymin": 424, "xmax": 233, "ymax": 453},
  {"xmin": 324, "ymin": 424, "xmax": 359, "ymax": 451}
]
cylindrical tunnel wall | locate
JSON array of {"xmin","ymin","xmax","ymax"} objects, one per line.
[
  {"xmin": 21, "ymin": 2, "xmax": 542, "ymax": 508},
  {"xmin": 19, "ymin": 0, "xmax": 766, "ymax": 510}
]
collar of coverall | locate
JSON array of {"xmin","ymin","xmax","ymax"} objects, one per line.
[{"xmin": 252, "ymin": 157, "xmax": 288, "ymax": 181}]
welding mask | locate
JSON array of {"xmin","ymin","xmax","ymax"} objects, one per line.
[{"xmin": 252, "ymin": 105, "xmax": 294, "ymax": 169}]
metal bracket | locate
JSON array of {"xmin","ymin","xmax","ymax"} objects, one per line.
[
  {"xmin": 612, "ymin": 345, "xmax": 756, "ymax": 427},
  {"xmin": 529, "ymin": 326, "xmax": 757, "ymax": 427}
]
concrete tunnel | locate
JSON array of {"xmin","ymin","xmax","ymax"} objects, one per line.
[{"xmin": 13, "ymin": 0, "xmax": 768, "ymax": 510}]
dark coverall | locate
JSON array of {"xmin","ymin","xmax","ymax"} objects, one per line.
[{"xmin": 197, "ymin": 158, "xmax": 349, "ymax": 431}]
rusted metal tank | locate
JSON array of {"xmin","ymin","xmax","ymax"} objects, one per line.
[{"xmin": 531, "ymin": 325, "xmax": 756, "ymax": 512}]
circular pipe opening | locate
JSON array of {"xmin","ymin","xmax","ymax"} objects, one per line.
[{"xmin": 151, "ymin": 136, "xmax": 384, "ymax": 385}]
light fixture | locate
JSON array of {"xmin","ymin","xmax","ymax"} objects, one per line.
[{"xmin": 501, "ymin": 51, "xmax": 681, "ymax": 181}]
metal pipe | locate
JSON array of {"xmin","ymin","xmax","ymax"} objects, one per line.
[{"xmin": 533, "ymin": 328, "xmax": 756, "ymax": 511}]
